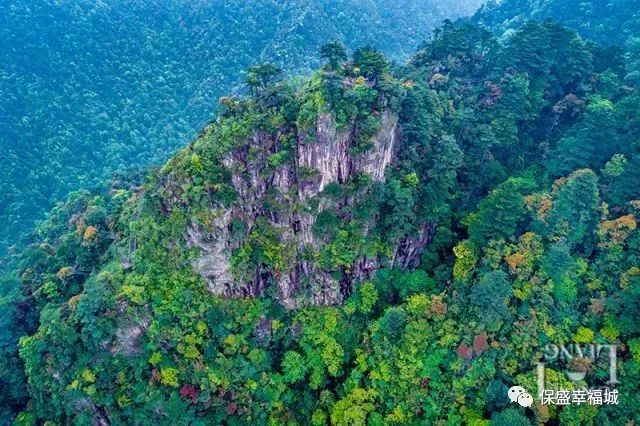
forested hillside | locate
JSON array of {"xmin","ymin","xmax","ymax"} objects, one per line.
[
  {"xmin": 0, "ymin": 0, "xmax": 482, "ymax": 264},
  {"xmin": 472, "ymin": 0, "xmax": 640, "ymax": 78},
  {"xmin": 3, "ymin": 1, "xmax": 640, "ymax": 421}
]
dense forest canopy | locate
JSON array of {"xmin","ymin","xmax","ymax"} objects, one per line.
[
  {"xmin": 2, "ymin": 0, "xmax": 640, "ymax": 424},
  {"xmin": 472, "ymin": 0, "xmax": 640, "ymax": 78},
  {"xmin": 474, "ymin": 0, "xmax": 639, "ymax": 45},
  {"xmin": 0, "ymin": 0, "xmax": 482, "ymax": 265}
]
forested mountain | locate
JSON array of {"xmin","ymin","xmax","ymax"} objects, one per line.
[
  {"xmin": 472, "ymin": 0, "xmax": 640, "ymax": 78},
  {"xmin": 473, "ymin": 0, "xmax": 639, "ymax": 44},
  {"xmin": 3, "ymin": 0, "xmax": 640, "ymax": 425},
  {"xmin": 0, "ymin": 0, "xmax": 482, "ymax": 265}
]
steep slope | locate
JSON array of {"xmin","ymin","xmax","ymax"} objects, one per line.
[
  {"xmin": 186, "ymin": 109, "xmax": 403, "ymax": 307},
  {"xmin": 0, "ymin": 0, "xmax": 483, "ymax": 263},
  {"xmin": 7, "ymin": 17, "xmax": 640, "ymax": 423}
]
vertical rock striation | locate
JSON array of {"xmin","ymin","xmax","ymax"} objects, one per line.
[{"xmin": 185, "ymin": 109, "xmax": 431, "ymax": 307}]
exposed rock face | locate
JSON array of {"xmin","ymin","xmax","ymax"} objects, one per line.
[
  {"xmin": 186, "ymin": 109, "xmax": 432, "ymax": 307},
  {"xmin": 73, "ymin": 398, "xmax": 110, "ymax": 426},
  {"xmin": 188, "ymin": 212, "xmax": 234, "ymax": 294},
  {"xmin": 298, "ymin": 110, "xmax": 397, "ymax": 199},
  {"xmin": 392, "ymin": 223, "xmax": 436, "ymax": 269},
  {"xmin": 106, "ymin": 308, "xmax": 150, "ymax": 357}
]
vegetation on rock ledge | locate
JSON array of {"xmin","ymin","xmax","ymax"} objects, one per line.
[{"xmin": 2, "ymin": 2, "xmax": 640, "ymax": 424}]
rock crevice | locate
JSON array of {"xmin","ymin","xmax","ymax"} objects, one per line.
[{"xmin": 187, "ymin": 109, "xmax": 429, "ymax": 307}]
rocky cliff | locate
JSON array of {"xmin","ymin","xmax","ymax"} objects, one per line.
[{"xmin": 179, "ymin": 108, "xmax": 432, "ymax": 307}]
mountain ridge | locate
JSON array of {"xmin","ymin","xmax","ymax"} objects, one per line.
[
  {"xmin": 3, "ymin": 2, "xmax": 640, "ymax": 424},
  {"xmin": 0, "ymin": 0, "xmax": 483, "ymax": 259}
]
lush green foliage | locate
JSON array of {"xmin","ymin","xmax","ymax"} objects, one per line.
[
  {"xmin": 473, "ymin": 0, "xmax": 640, "ymax": 79},
  {"xmin": 0, "ymin": 0, "xmax": 482, "ymax": 263},
  {"xmin": 2, "ymin": 1, "xmax": 640, "ymax": 424}
]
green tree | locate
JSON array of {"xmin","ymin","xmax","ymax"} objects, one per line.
[
  {"xmin": 246, "ymin": 63, "xmax": 282, "ymax": 96},
  {"xmin": 468, "ymin": 177, "xmax": 537, "ymax": 245},
  {"xmin": 320, "ymin": 40, "xmax": 348, "ymax": 70},
  {"xmin": 282, "ymin": 351, "xmax": 307, "ymax": 383},
  {"xmin": 471, "ymin": 270, "xmax": 513, "ymax": 330},
  {"xmin": 352, "ymin": 47, "xmax": 388, "ymax": 83},
  {"xmin": 490, "ymin": 407, "xmax": 531, "ymax": 426},
  {"xmin": 379, "ymin": 307, "xmax": 408, "ymax": 341},
  {"xmin": 546, "ymin": 169, "xmax": 600, "ymax": 251}
]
